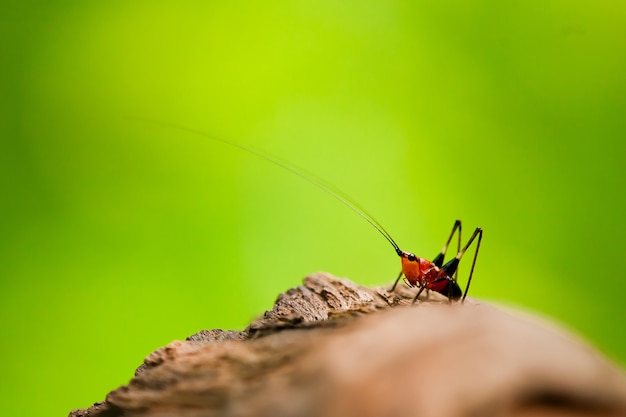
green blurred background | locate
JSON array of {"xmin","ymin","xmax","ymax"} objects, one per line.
[{"xmin": 2, "ymin": 1, "xmax": 626, "ymax": 415}]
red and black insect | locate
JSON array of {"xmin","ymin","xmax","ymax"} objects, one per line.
[
  {"xmin": 154, "ymin": 121, "xmax": 483, "ymax": 302},
  {"xmin": 389, "ymin": 220, "xmax": 482, "ymax": 302}
]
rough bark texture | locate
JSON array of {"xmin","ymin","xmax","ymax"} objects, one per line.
[{"xmin": 70, "ymin": 272, "xmax": 626, "ymax": 417}]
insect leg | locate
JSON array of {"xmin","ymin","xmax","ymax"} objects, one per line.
[
  {"xmin": 460, "ymin": 227, "xmax": 483, "ymax": 302},
  {"xmin": 453, "ymin": 221, "xmax": 461, "ymax": 283},
  {"xmin": 412, "ymin": 284, "xmax": 427, "ymax": 303},
  {"xmin": 389, "ymin": 270, "xmax": 404, "ymax": 292},
  {"xmin": 432, "ymin": 220, "xmax": 462, "ymax": 268}
]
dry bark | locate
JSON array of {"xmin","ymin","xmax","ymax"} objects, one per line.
[{"xmin": 69, "ymin": 272, "xmax": 626, "ymax": 417}]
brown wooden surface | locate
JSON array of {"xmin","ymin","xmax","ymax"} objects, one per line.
[{"xmin": 69, "ymin": 272, "xmax": 626, "ymax": 417}]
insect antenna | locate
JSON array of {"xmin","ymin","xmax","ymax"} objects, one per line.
[{"xmin": 145, "ymin": 120, "xmax": 403, "ymax": 255}]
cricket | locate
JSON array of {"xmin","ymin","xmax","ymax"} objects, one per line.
[{"xmin": 156, "ymin": 121, "xmax": 483, "ymax": 302}]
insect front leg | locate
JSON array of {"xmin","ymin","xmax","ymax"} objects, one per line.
[{"xmin": 389, "ymin": 270, "xmax": 403, "ymax": 292}]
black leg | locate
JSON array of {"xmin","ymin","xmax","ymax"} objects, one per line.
[
  {"xmin": 412, "ymin": 284, "xmax": 427, "ymax": 303},
  {"xmin": 460, "ymin": 228, "xmax": 483, "ymax": 302},
  {"xmin": 453, "ymin": 221, "xmax": 461, "ymax": 283},
  {"xmin": 432, "ymin": 220, "xmax": 462, "ymax": 268},
  {"xmin": 389, "ymin": 270, "xmax": 403, "ymax": 292}
]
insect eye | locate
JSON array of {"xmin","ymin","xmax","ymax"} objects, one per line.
[{"xmin": 407, "ymin": 254, "xmax": 416, "ymax": 262}]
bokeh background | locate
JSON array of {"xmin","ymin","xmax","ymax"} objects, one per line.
[{"xmin": 2, "ymin": 1, "xmax": 626, "ymax": 415}]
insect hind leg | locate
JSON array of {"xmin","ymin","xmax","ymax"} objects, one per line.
[
  {"xmin": 432, "ymin": 220, "xmax": 462, "ymax": 268},
  {"xmin": 460, "ymin": 227, "xmax": 483, "ymax": 302}
]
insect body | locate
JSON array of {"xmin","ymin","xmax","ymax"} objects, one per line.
[{"xmin": 153, "ymin": 121, "xmax": 483, "ymax": 302}]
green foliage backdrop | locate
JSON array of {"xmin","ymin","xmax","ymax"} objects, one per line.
[{"xmin": 2, "ymin": 2, "xmax": 625, "ymax": 415}]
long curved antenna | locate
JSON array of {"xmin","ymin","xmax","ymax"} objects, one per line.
[{"xmin": 140, "ymin": 119, "xmax": 402, "ymax": 255}]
